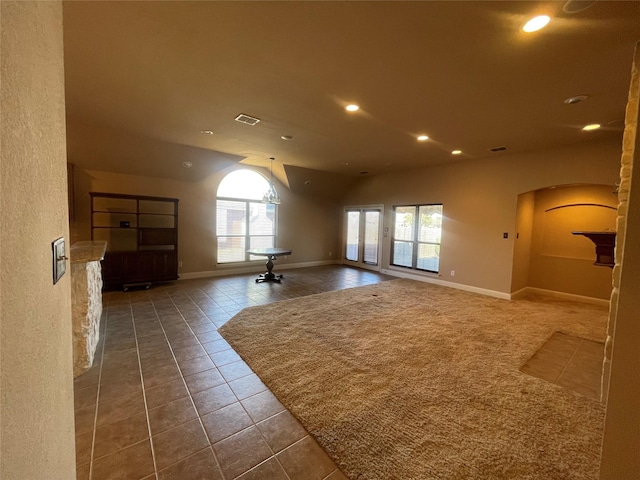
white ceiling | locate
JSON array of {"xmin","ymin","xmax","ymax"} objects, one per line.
[{"xmin": 62, "ymin": 1, "xmax": 640, "ymax": 182}]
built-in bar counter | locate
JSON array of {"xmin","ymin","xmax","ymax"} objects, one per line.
[{"xmin": 71, "ymin": 241, "xmax": 107, "ymax": 377}]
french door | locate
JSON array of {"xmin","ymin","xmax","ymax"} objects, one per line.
[{"xmin": 343, "ymin": 206, "xmax": 383, "ymax": 271}]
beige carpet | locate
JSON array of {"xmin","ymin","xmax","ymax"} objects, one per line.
[{"xmin": 219, "ymin": 279, "xmax": 608, "ymax": 480}]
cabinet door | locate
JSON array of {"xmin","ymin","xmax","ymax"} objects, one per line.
[
  {"xmin": 101, "ymin": 252, "xmax": 126, "ymax": 286},
  {"xmin": 153, "ymin": 251, "xmax": 178, "ymax": 279},
  {"xmin": 123, "ymin": 252, "xmax": 156, "ymax": 282},
  {"xmin": 121, "ymin": 251, "xmax": 178, "ymax": 283}
]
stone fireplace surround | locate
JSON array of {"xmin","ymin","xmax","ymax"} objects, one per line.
[{"xmin": 70, "ymin": 241, "xmax": 107, "ymax": 377}]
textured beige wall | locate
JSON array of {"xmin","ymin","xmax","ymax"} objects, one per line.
[
  {"xmin": 70, "ymin": 166, "xmax": 341, "ymax": 275},
  {"xmin": 1, "ymin": 2, "xmax": 76, "ymax": 479},
  {"xmin": 511, "ymin": 191, "xmax": 534, "ymax": 293},
  {"xmin": 343, "ymin": 141, "xmax": 621, "ymax": 294},
  {"xmin": 527, "ymin": 185, "xmax": 616, "ymax": 300},
  {"xmin": 600, "ymin": 42, "xmax": 640, "ymax": 480}
]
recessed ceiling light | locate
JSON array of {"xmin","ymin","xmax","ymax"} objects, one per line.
[
  {"xmin": 522, "ymin": 15, "xmax": 551, "ymax": 33},
  {"xmin": 451, "ymin": 150, "xmax": 462, "ymax": 155},
  {"xmin": 200, "ymin": 130, "xmax": 214, "ymax": 135},
  {"xmin": 342, "ymin": 162, "xmax": 350, "ymax": 166},
  {"xmin": 564, "ymin": 95, "xmax": 589, "ymax": 105},
  {"xmin": 417, "ymin": 135, "xmax": 429, "ymax": 142},
  {"xmin": 280, "ymin": 135, "xmax": 293, "ymax": 140},
  {"xmin": 563, "ymin": 0, "xmax": 597, "ymax": 14},
  {"xmin": 182, "ymin": 161, "xmax": 193, "ymax": 168},
  {"xmin": 582, "ymin": 123, "xmax": 601, "ymax": 131},
  {"xmin": 346, "ymin": 104, "xmax": 359, "ymax": 112}
]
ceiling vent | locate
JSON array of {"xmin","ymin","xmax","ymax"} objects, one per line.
[
  {"xmin": 489, "ymin": 146, "xmax": 508, "ymax": 152},
  {"xmin": 235, "ymin": 113, "xmax": 261, "ymax": 126}
]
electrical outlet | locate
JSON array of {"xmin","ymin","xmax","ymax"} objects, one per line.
[
  {"xmin": 450, "ymin": 270, "xmax": 455, "ymax": 277},
  {"xmin": 329, "ymin": 252, "xmax": 332, "ymax": 257},
  {"xmin": 178, "ymin": 261, "xmax": 183, "ymax": 267}
]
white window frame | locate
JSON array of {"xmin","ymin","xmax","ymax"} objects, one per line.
[
  {"xmin": 216, "ymin": 169, "xmax": 278, "ymax": 264},
  {"xmin": 390, "ymin": 204, "xmax": 443, "ymax": 273}
]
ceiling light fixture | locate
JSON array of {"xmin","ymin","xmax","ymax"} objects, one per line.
[
  {"xmin": 346, "ymin": 104, "xmax": 359, "ymax": 112},
  {"xmin": 417, "ymin": 135, "xmax": 429, "ymax": 142},
  {"xmin": 280, "ymin": 135, "xmax": 293, "ymax": 140},
  {"xmin": 451, "ymin": 150, "xmax": 462, "ymax": 155},
  {"xmin": 564, "ymin": 95, "xmax": 589, "ymax": 105},
  {"xmin": 582, "ymin": 123, "xmax": 601, "ymax": 131},
  {"xmin": 522, "ymin": 15, "xmax": 551, "ymax": 33},
  {"xmin": 182, "ymin": 161, "xmax": 193, "ymax": 168},
  {"xmin": 200, "ymin": 130, "xmax": 214, "ymax": 135},
  {"xmin": 563, "ymin": 0, "xmax": 597, "ymax": 14},
  {"xmin": 262, "ymin": 157, "xmax": 281, "ymax": 205}
]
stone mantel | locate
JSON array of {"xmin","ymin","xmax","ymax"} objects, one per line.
[
  {"xmin": 71, "ymin": 240, "xmax": 107, "ymax": 264},
  {"xmin": 71, "ymin": 241, "xmax": 107, "ymax": 377}
]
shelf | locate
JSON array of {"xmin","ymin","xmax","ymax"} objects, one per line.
[
  {"xmin": 90, "ymin": 192, "xmax": 179, "ymax": 289},
  {"xmin": 92, "ymin": 210, "xmax": 174, "ymax": 216}
]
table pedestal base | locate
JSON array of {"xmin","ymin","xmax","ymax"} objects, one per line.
[{"xmin": 256, "ymin": 255, "xmax": 284, "ymax": 283}]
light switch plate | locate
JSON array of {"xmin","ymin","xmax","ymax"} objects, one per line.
[{"xmin": 52, "ymin": 237, "xmax": 66, "ymax": 284}]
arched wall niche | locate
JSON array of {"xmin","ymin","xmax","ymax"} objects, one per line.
[{"xmin": 511, "ymin": 183, "xmax": 617, "ymax": 300}]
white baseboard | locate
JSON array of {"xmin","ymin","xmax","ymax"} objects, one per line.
[
  {"xmin": 513, "ymin": 286, "xmax": 610, "ymax": 307},
  {"xmin": 510, "ymin": 287, "xmax": 529, "ymax": 299},
  {"xmin": 180, "ymin": 264, "xmax": 609, "ymax": 307},
  {"xmin": 380, "ymin": 268, "xmax": 511, "ymax": 300},
  {"xmin": 179, "ymin": 260, "xmax": 340, "ymax": 280}
]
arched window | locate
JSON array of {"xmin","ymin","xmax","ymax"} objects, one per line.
[{"xmin": 216, "ymin": 169, "xmax": 277, "ymax": 263}]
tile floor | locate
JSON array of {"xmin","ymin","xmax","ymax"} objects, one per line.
[
  {"xmin": 520, "ymin": 331, "xmax": 605, "ymax": 399},
  {"xmin": 74, "ymin": 265, "xmax": 392, "ymax": 480},
  {"xmin": 75, "ymin": 266, "xmax": 606, "ymax": 479}
]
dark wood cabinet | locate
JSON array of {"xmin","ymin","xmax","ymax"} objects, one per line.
[{"xmin": 90, "ymin": 192, "xmax": 179, "ymax": 290}]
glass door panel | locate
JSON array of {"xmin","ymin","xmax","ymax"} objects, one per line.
[
  {"xmin": 363, "ymin": 211, "xmax": 379, "ymax": 265},
  {"xmin": 345, "ymin": 211, "xmax": 360, "ymax": 262},
  {"xmin": 344, "ymin": 207, "xmax": 382, "ymax": 270}
]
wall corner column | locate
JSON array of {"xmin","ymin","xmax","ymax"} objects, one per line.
[{"xmin": 600, "ymin": 40, "xmax": 640, "ymax": 480}]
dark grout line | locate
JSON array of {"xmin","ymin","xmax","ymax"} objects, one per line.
[
  {"xmin": 129, "ymin": 298, "xmax": 160, "ymax": 480},
  {"xmin": 150, "ymin": 287, "xmax": 229, "ymax": 480}
]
